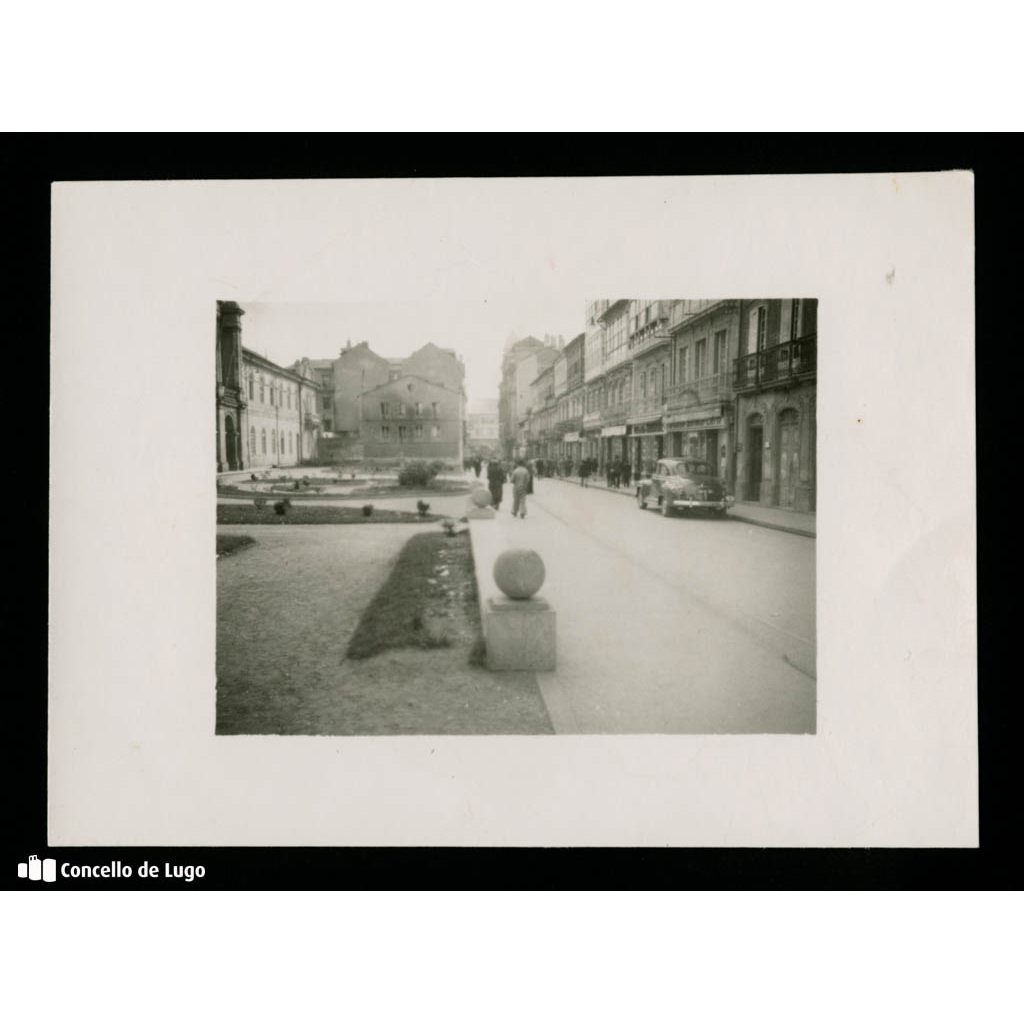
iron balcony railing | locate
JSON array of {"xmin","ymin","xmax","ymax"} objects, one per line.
[{"xmin": 733, "ymin": 333, "xmax": 817, "ymax": 390}]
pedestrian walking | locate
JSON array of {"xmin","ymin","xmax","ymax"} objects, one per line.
[
  {"xmin": 580, "ymin": 457, "xmax": 591, "ymax": 487},
  {"xmin": 473, "ymin": 458, "xmax": 481, "ymax": 478},
  {"xmin": 487, "ymin": 459, "xmax": 507, "ymax": 511},
  {"xmin": 511, "ymin": 459, "xmax": 531, "ymax": 518},
  {"xmin": 608, "ymin": 459, "xmax": 620, "ymax": 489},
  {"xmin": 621, "ymin": 460, "xmax": 631, "ymax": 488}
]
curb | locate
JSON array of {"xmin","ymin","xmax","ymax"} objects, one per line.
[{"xmin": 541, "ymin": 475, "xmax": 816, "ymax": 539}]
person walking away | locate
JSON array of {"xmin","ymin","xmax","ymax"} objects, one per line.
[
  {"xmin": 608, "ymin": 459, "xmax": 619, "ymax": 489},
  {"xmin": 487, "ymin": 459, "xmax": 507, "ymax": 511},
  {"xmin": 511, "ymin": 459, "xmax": 531, "ymax": 518},
  {"xmin": 621, "ymin": 459, "xmax": 631, "ymax": 489},
  {"xmin": 473, "ymin": 458, "xmax": 481, "ymax": 478},
  {"xmin": 580, "ymin": 457, "xmax": 590, "ymax": 487}
]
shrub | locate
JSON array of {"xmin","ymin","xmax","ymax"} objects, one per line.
[
  {"xmin": 253, "ymin": 496, "xmax": 266, "ymax": 510},
  {"xmin": 362, "ymin": 504, "xmax": 374, "ymax": 517},
  {"xmin": 441, "ymin": 518, "xmax": 457, "ymax": 536},
  {"xmin": 428, "ymin": 459, "xmax": 447, "ymax": 477},
  {"xmin": 397, "ymin": 460, "xmax": 438, "ymax": 487}
]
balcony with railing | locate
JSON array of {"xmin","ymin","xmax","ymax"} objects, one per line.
[
  {"xmin": 666, "ymin": 370, "xmax": 733, "ymax": 409},
  {"xmin": 629, "ymin": 395, "xmax": 667, "ymax": 420},
  {"xmin": 733, "ymin": 334, "xmax": 817, "ymax": 391}
]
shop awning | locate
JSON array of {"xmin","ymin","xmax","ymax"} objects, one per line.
[{"xmin": 600, "ymin": 425, "xmax": 627, "ymax": 437}]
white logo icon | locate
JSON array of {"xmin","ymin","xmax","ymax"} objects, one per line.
[{"xmin": 18, "ymin": 856, "xmax": 56, "ymax": 882}]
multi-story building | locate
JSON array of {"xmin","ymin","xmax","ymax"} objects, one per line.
[
  {"xmin": 467, "ymin": 398, "xmax": 499, "ymax": 457},
  {"xmin": 242, "ymin": 350, "xmax": 321, "ymax": 469},
  {"xmin": 732, "ymin": 298, "xmax": 817, "ymax": 511},
  {"xmin": 359, "ymin": 373, "xmax": 465, "ymax": 464},
  {"xmin": 498, "ymin": 335, "xmax": 559, "ymax": 458},
  {"xmin": 581, "ymin": 301, "xmax": 608, "ymax": 462},
  {"xmin": 296, "ymin": 340, "xmax": 465, "ymax": 465},
  {"xmin": 555, "ymin": 331, "xmax": 586, "ymax": 466},
  {"xmin": 533, "ymin": 298, "xmax": 816, "ymax": 509},
  {"xmin": 663, "ymin": 299, "xmax": 741, "ymax": 480},
  {"xmin": 216, "ymin": 300, "xmax": 321, "ymax": 472}
]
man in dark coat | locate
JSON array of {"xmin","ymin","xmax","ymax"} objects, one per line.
[{"xmin": 487, "ymin": 459, "xmax": 507, "ymax": 510}]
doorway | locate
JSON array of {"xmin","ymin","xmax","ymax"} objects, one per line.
[
  {"xmin": 777, "ymin": 408, "xmax": 800, "ymax": 508},
  {"xmin": 747, "ymin": 415, "xmax": 763, "ymax": 501},
  {"xmin": 224, "ymin": 414, "xmax": 239, "ymax": 471}
]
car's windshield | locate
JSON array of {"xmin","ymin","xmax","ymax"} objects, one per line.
[{"xmin": 665, "ymin": 460, "xmax": 713, "ymax": 476}]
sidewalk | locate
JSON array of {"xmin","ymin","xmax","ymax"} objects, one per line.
[{"xmin": 541, "ymin": 474, "xmax": 815, "ymax": 538}]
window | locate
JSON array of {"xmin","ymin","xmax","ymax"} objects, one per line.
[
  {"xmin": 249, "ymin": 426, "xmax": 256, "ymax": 455},
  {"xmin": 259, "ymin": 378, "xmax": 265, "ymax": 403},
  {"xmin": 248, "ymin": 375, "xmax": 254, "ymax": 400},
  {"xmin": 640, "ymin": 371, "xmax": 647, "ymax": 398},
  {"xmin": 287, "ymin": 387, "xmax": 291, "ymax": 410},
  {"xmin": 261, "ymin": 428, "xmax": 267, "ymax": 454},
  {"xmin": 380, "ymin": 402, "xmax": 390, "ymax": 418},
  {"xmin": 398, "ymin": 403, "xmax": 406, "ymax": 416},
  {"xmin": 398, "ymin": 425, "xmax": 408, "ymax": 442},
  {"xmin": 756, "ymin": 305, "xmax": 767, "ymax": 351},
  {"xmin": 713, "ymin": 330, "xmax": 726, "ymax": 374},
  {"xmin": 381, "ymin": 425, "xmax": 390, "ymax": 441},
  {"xmin": 790, "ymin": 299, "xmax": 800, "ymax": 340},
  {"xmin": 695, "ymin": 339, "xmax": 707, "ymax": 379},
  {"xmin": 271, "ymin": 429, "xmax": 277, "ymax": 453},
  {"xmin": 415, "ymin": 402, "xmax": 422, "ymax": 417},
  {"xmin": 660, "ymin": 364, "xmax": 666, "ymax": 394},
  {"xmin": 431, "ymin": 425, "xmax": 439, "ymax": 438},
  {"xmin": 432, "ymin": 402, "xmax": 439, "ymax": 418},
  {"xmin": 414, "ymin": 424, "xmax": 423, "ymax": 440},
  {"xmin": 679, "ymin": 346, "xmax": 689, "ymax": 382}
]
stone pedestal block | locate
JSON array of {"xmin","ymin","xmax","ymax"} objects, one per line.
[
  {"xmin": 484, "ymin": 596, "xmax": 556, "ymax": 671},
  {"xmin": 466, "ymin": 507, "xmax": 496, "ymax": 519}
]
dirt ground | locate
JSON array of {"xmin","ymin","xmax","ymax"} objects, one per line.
[{"xmin": 216, "ymin": 524, "xmax": 553, "ymax": 735}]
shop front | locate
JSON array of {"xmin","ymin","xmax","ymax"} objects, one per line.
[
  {"xmin": 628, "ymin": 419, "xmax": 665, "ymax": 475},
  {"xmin": 664, "ymin": 406, "xmax": 732, "ymax": 483},
  {"xmin": 600, "ymin": 424, "xmax": 627, "ymax": 469}
]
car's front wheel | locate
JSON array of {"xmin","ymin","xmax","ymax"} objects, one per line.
[{"xmin": 636, "ymin": 490, "xmax": 647, "ymax": 509}]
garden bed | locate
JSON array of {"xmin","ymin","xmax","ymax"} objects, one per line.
[
  {"xmin": 216, "ymin": 533, "xmax": 255, "ymax": 557},
  {"xmin": 347, "ymin": 531, "xmax": 480, "ymax": 660},
  {"xmin": 216, "ymin": 505, "xmax": 442, "ymax": 525}
]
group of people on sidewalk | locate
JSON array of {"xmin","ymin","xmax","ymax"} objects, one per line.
[
  {"xmin": 546, "ymin": 457, "xmax": 636, "ymax": 489},
  {"xmin": 482, "ymin": 458, "xmax": 533, "ymax": 519}
]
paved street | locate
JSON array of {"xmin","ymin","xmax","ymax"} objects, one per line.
[{"xmin": 485, "ymin": 475, "xmax": 816, "ymax": 734}]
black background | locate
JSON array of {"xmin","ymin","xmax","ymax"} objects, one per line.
[{"xmin": 7, "ymin": 134, "xmax": 1010, "ymax": 889}]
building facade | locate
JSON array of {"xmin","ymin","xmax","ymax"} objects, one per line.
[
  {"xmin": 521, "ymin": 298, "xmax": 816, "ymax": 511},
  {"xmin": 216, "ymin": 301, "xmax": 322, "ymax": 472},
  {"xmin": 732, "ymin": 298, "xmax": 817, "ymax": 511},
  {"xmin": 498, "ymin": 335, "xmax": 558, "ymax": 459},
  {"xmin": 359, "ymin": 375, "xmax": 465, "ymax": 463},
  {"xmin": 466, "ymin": 398, "xmax": 499, "ymax": 457}
]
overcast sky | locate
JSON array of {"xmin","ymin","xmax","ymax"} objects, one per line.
[{"xmin": 238, "ymin": 299, "xmax": 586, "ymax": 404}]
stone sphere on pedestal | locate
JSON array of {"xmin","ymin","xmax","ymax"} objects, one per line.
[
  {"xmin": 493, "ymin": 548, "xmax": 546, "ymax": 600},
  {"xmin": 471, "ymin": 487, "xmax": 492, "ymax": 508}
]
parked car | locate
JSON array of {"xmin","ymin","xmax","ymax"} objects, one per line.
[{"xmin": 636, "ymin": 458, "xmax": 735, "ymax": 517}]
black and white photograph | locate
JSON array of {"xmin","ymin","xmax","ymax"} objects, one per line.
[
  {"xmin": 215, "ymin": 297, "xmax": 817, "ymax": 736},
  {"xmin": 47, "ymin": 172, "xmax": 976, "ymax": 849}
]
